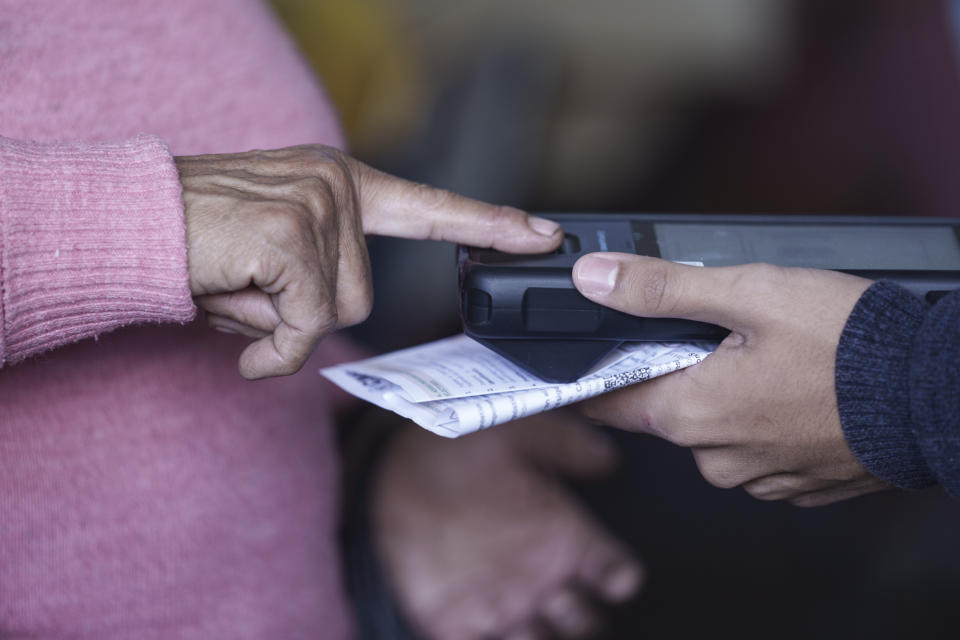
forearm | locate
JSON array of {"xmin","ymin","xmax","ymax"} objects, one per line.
[
  {"xmin": 0, "ymin": 134, "xmax": 195, "ymax": 367},
  {"xmin": 836, "ymin": 282, "xmax": 960, "ymax": 497}
]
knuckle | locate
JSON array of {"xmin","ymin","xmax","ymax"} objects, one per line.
[
  {"xmin": 273, "ymin": 357, "xmax": 303, "ymax": 377},
  {"xmin": 790, "ymin": 493, "xmax": 830, "ymax": 508},
  {"xmin": 743, "ymin": 485, "xmax": 770, "ymax": 500},
  {"xmin": 744, "ymin": 477, "xmax": 792, "ymax": 501},
  {"xmin": 481, "ymin": 204, "xmax": 520, "ymax": 229},
  {"xmin": 285, "ymin": 143, "xmax": 341, "ymax": 168},
  {"xmin": 296, "ymin": 174, "xmax": 328, "ymax": 194},
  {"xmin": 273, "ymin": 322, "xmax": 337, "ymax": 376},
  {"xmin": 262, "ymin": 204, "xmax": 310, "ymax": 244},
  {"xmin": 320, "ymin": 307, "xmax": 340, "ymax": 335},
  {"xmin": 311, "ymin": 148, "xmax": 352, "ymax": 186},
  {"xmin": 293, "ymin": 176, "xmax": 338, "ymax": 225},
  {"xmin": 248, "ymin": 148, "xmax": 272, "ymax": 164},
  {"xmin": 701, "ymin": 467, "xmax": 741, "ymax": 490},
  {"xmin": 338, "ymin": 287, "xmax": 374, "ymax": 328},
  {"xmin": 306, "ymin": 306, "xmax": 339, "ymax": 336},
  {"xmin": 311, "ymin": 169, "xmax": 358, "ymax": 227},
  {"xmin": 283, "ymin": 145, "xmax": 355, "ymax": 207},
  {"xmin": 411, "ymin": 182, "xmax": 454, "ymax": 212},
  {"xmin": 694, "ymin": 455, "xmax": 741, "ymax": 489},
  {"xmin": 263, "ymin": 341, "xmax": 310, "ymax": 378},
  {"xmin": 357, "ymin": 282, "xmax": 374, "ymax": 320},
  {"xmin": 306, "ymin": 143, "xmax": 342, "ymax": 163}
]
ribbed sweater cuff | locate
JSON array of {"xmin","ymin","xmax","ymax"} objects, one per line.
[
  {"xmin": 0, "ymin": 134, "xmax": 195, "ymax": 365},
  {"xmin": 835, "ymin": 281, "xmax": 936, "ymax": 489},
  {"xmin": 910, "ymin": 290, "xmax": 960, "ymax": 498}
]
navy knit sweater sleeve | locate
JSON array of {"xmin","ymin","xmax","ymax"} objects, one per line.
[{"xmin": 836, "ymin": 282, "xmax": 960, "ymax": 498}]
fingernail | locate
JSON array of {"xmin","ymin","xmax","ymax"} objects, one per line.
[
  {"xmin": 527, "ymin": 214, "xmax": 561, "ymax": 237},
  {"xmin": 575, "ymin": 255, "xmax": 619, "ymax": 295},
  {"xmin": 214, "ymin": 326, "xmax": 238, "ymax": 335}
]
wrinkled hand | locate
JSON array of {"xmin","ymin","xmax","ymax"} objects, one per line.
[
  {"xmin": 571, "ymin": 253, "xmax": 890, "ymax": 506},
  {"xmin": 177, "ymin": 145, "xmax": 561, "ymax": 379}
]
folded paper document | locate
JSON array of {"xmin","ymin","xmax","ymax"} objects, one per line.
[{"xmin": 321, "ymin": 335, "xmax": 715, "ymax": 438}]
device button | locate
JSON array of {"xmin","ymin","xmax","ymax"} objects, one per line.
[
  {"xmin": 561, "ymin": 233, "xmax": 581, "ymax": 254},
  {"xmin": 550, "ymin": 233, "xmax": 582, "ymax": 255},
  {"xmin": 523, "ymin": 288, "xmax": 601, "ymax": 333}
]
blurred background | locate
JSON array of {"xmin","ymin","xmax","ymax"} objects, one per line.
[{"xmin": 271, "ymin": 0, "xmax": 960, "ymax": 637}]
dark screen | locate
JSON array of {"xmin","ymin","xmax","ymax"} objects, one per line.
[{"xmin": 655, "ymin": 224, "xmax": 960, "ymax": 269}]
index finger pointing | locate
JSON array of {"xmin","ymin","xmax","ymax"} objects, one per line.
[{"xmin": 355, "ymin": 162, "xmax": 563, "ymax": 253}]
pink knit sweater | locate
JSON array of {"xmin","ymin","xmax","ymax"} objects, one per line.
[{"xmin": 0, "ymin": 1, "xmax": 357, "ymax": 637}]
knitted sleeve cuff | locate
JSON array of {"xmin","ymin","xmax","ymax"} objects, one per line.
[
  {"xmin": 0, "ymin": 134, "xmax": 196, "ymax": 365},
  {"xmin": 909, "ymin": 289, "xmax": 960, "ymax": 498},
  {"xmin": 835, "ymin": 281, "xmax": 936, "ymax": 490}
]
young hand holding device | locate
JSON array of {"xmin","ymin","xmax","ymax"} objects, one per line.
[{"xmin": 459, "ymin": 213, "xmax": 960, "ymax": 381}]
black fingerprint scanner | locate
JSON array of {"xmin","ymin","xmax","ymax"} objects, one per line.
[
  {"xmin": 523, "ymin": 288, "xmax": 601, "ymax": 333},
  {"xmin": 458, "ymin": 213, "xmax": 960, "ymax": 382}
]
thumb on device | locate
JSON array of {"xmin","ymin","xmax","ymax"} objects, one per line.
[{"xmin": 572, "ymin": 253, "xmax": 771, "ymax": 333}]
